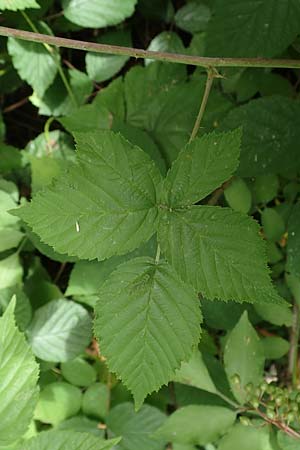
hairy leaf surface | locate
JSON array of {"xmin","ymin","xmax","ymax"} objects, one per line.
[
  {"xmin": 158, "ymin": 206, "xmax": 283, "ymax": 304},
  {"xmin": 94, "ymin": 257, "xmax": 201, "ymax": 408},
  {"xmin": 14, "ymin": 131, "xmax": 162, "ymax": 260},
  {"xmin": 0, "ymin": 299, "xmax": 39, "ymax": 446}
]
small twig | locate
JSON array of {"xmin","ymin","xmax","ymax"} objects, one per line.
[
  {"xmin": 20, "ymin": 12, "xmax": 77, "ymax": 108},
  {"xmin": 253, "ymin": 408, "xmax": 300, "ymax": 440},
  {"xmin": 3, "ymin": 97, "xmax": 29, "ymax": 113},
  {"xmin": 168, "ymin": 382, "xmax": 178, "ymax": 410},
  {"xmin": 207, "ymin": 179, "xmax": 232, "ymax": 206},
  {"xmin": 1, "ymin": 26, "xmax": 300, "ymax": 69},
  {"xmin": 53, "ymin": 262, "xmax": 67, "ymax": 283},
  {"xmin": 189, "ymin": 67, "xmax": 217, "ymax": 142}
]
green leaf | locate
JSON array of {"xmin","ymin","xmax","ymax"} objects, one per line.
[
  {"xmin": 30, "ymin": 156, "xmax": 64, "ymax": 193},
  {"xmin": 14, "ymin": 130, "xmax": 162, "ymax": 261},
  {"xmin": 158, "ymin": 206, "xmax": 283, "ymax": 304},
  {"xmin": 30, "ymin": 68, "xmax": 93, "ymax": 117},
  {"xmin": 163, "ymin": 130, "xmax": 241, "ymax": 207},
  {"xmin": 0, "ymin": 144, "xmax": 22, "ymax": 174},
  {"xmin": 220, "ymin": 96, "xmax": 300, "ymax": 177},
  {"xmin": 25, "ymin": 225, "xmax": 78, "ymax": 263},
  {"xmin": 27, "ymin": 299, "xmax": 92, "ymax": 362},
  {"xmin": 66, "ymin": 238, "xmax": 156, "ymax": 299},
  {"xmin": 205, "ymin": 0, "xmax": 300, "ymax": 57},
  {"xmin": 224, "ymin": 178, "xmax": 252, "ymax": 214},
  {"xmin": 86, "ymin": 29, "xmax": 132, "ymax": 82},
  {"xmin": 21, "ymin": 430, "xmax": 119, "ymax": 450},
  {"xmin": 0, "ymin": 229, "xmax": 24, "ymax": 252},
  {"xmin": 107, "ymin": 402, "xmax": 165, "ymax": 450},
  {"xmin": 175, "ymin": 1, "xmax": 211, "ymax": 33},
  {"xmin": 218, "ymin": 423, "xmax": 274, "ymax": 450},
  {"xmin": 112, "ymin": 121, "xmax": 167, "ymax": 175},
  {"xmin": 0, "ymin": 298, "xmax": 39, "ymax": 446},
  {"xmin": 58, "ymin": 103, "xmax": 110, "ymax": 134},
  {"xmin": 24, "ymin": 130, "xmax": 75, "ymax": 161},
  {"xmin": 146, "ymin": 31, "xmax": 185, "ymax": 64},
  {"xmin": 62, "ymin": 0, "xmax": 137, "ymax": 28},
  {"xmin": 34, "ymin": 381, "xmax": 82, "ymax": 425},
  {"xmin": 254, "ymin": 302, "xmax": 292, "ymax": 327},
  {"xmin": 56, "ymin": 416, "xmax": 104, "ymax": 436},
  {"xmin": 94, "ymin": 257, "xmax": 202, "ymax": 408},
  {"xmin": 224, "ymin": 312, "xmax": 265, "ymax": 403},
  {"xmin": 261, "ymin": 208, "xmax": 285, "ymax": 242},
  {"xmin": 174, "ymin": 349, "xmax": 217, "ymax": 394},
  {"xmin": 82, "ymin": 383, "xmax": 109, "ymax": 420},
  {"xmin": 125, "ymin": 67, "xmax": 232, "ymax": 165},
  {"xmin": 34, "ymin": 382, "xmax": 81, "ymax": 425},
  {"xmin": 0, "ymin": 253, "xmax": 23, "ymax": 289},
  {"xmin": 0, "ymin": 0, "xmax": 39, "ymax": 10},
  {"xmin": 8, "ymin": 23, "xmax": 58, "ymax": 97},
  {"xmin": 253, "ymin": 175, "xmax": 279, "ymax": 204},
  {"xmin": 61, "ymin": 357, "xmax": 97, "ymax": 387},
  {"xmin": 261, "ymin": 336, "xmax": 289, "ymax": 359},
  {"xmin": 202, "ymin": 298, "xmax": 249, "ymax": 331},
  {"xmin": 155, "ymin": 405, "xmax": 236, "ymax": 446},
  {"xmin": 277, "ymin": 431, "xmax": 300, "ymax": 450},
  {"xmin": 287, "ymin": 202, "xmax": 300, "ymax": 278},
  {"xmin": 0, "ymin": 190, "xmax": 19, "ymax": 228},
  {"xmin": 0, "ymin": 285, "xmax": 32, "ymax": 331}
]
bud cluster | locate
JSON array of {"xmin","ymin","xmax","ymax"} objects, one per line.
[{"xmin": 231, "ymin": 375, "xmax": 300, "ymax": 429}]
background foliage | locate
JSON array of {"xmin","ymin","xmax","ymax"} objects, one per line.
[{"xmin": 1, "ymin": 0, "xmax": 300, "ymax": 449}]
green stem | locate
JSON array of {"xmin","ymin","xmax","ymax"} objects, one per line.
[
  {"xmin": 155, "ymin": 244, "xmax": 161, "ymax": 264},
  {"xmin": 2, "ymin": 25, "xmax": 300, "ymax": 69},
  {"xmin": 16, "ymin": 237, "xmax": 28, "ymax": 254},
  {"xmin": 288, "ymin": 302, "xmax": 300, "ymax": 387},
  {"xmin": 44, "ymin": 116, "xmax": 54, "ymax": 152},
  {"xmin": 189, "ymin": 67, "xmax": 216, "ymax": 142},
  {"xmin": 215, "ymin": 390, "xmax": 240, "ymax": 409},
  {"xmin": 20, "ymin": 13, "xmax": 77, "ymax": 107}
]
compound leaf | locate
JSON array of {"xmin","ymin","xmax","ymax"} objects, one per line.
[
  {"xmin": 158, "ymin": 206, "xmax": 283, "ymax": 304},
  {"xmin": 94, "ymin": 257, "xmax": 201, "ymax": 409},
  {"xmin": 13, "ymin": 130, "xmax": 162, "ymax": 261},
  {"xmin": 0, "ymin": 299, "xmax": 39, "ymax": 446}
]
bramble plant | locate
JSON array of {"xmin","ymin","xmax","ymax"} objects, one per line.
[{"xmin": 1, "ymin": 1, "xmax": 300, "ymax": 450}]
